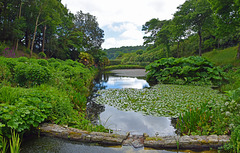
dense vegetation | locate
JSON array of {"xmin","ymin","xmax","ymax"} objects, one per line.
[
  {"xmin": 0, "ymin": 57, "xmax": 107, "ymax": 152},
  {"xmin": 103, "ymin": 46, "xmax": 147, "ymax": 60},
  {"xmin": 0, "ymin": 0, "xmax": 240, "ymax": 152},
  {"xmin": 0, "ymin": 0, "xmax": 107, "ymax": 66},
  {"xmin": 115, "ymin": 0, "xmax": 239, "ymax": 66},
  {"xmin": 146, "ymin": 56, "xmax": 227, "ymax": 86}
]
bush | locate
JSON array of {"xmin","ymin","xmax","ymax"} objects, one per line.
[
  {"xmin": 146, "ymin": 56, "xmax": 227, "ymax": 86},
  {"xmin": 38, "ymin": 52, "xmax": 46, "ymax": 58},
  {"xmin": 14, "ymin": 63, "xmax": 51, "ymax": 87},
  {"xmin": 0, "ymin": 60, "xmax": 11, "ymax": 82},
  {"xmin": 37, "ymin": 59, "xmax": 48, "ymax": 67},
  {"xmin": 0, "ymin": 56, "xmax": 107, "ymax": 141}
]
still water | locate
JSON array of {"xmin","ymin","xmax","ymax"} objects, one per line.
[
  {"xmin": 87, "ymin": 70, "xmax": 176, "ymax": 137},
  {"xmin": 21, "ymin": 136, "xmax": 204, "ymax": 153},
  {"xmin": 21, "ymin": 69, "xmax": 218, "ymax": 153}
]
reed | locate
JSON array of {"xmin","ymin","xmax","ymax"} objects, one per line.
[{"xmin": 9, "ymin": 130, "xmax": 21, "ymax": 153}]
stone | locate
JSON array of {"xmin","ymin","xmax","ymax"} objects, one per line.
[{"xmin": 39, "ymin": 123, "xmax": 231, "ymax": 150}]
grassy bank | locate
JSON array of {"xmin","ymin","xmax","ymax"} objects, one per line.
[{"xmin": 203, "ymin": 46, "xmax": 240, "ymax": 66}]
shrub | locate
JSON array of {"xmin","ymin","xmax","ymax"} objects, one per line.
[
  {"xmin": 14, "ymin": 63, "xmax": 51, "ymax": 86},
  {"xmin": 17, "ymin": 57, "xmax": 28, "ymax": 63},
  {"xmin": 38, "ymin": 52, "xmax": 46, "ymax": 58},
  {"xmin": 0, "ymin": 60, "xmax": 11, "ymax": 82},
  {"xmin": 146, "ymin": 56, "xmax": 227, "ymax": 86},
  {"xmin": 37, "ymin": 59, "xmax": 48, "ymax": 67}
]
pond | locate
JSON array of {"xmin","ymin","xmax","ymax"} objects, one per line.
[
  {"xmin": 21, "ymin": 69, "xmax": 219, "ymax": 153},
  {"xmin": 87, "ymin": 69, "xmax": 176, "ymax": 137}
]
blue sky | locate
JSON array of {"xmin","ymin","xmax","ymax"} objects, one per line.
[{"xmin": 61, "ymin": 0, "xmax": 186, "ymax": 49}]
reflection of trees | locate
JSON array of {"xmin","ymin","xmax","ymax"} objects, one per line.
[
  {"xmin": 86, "ymin": 102, "xmax": 105, "ymax": 125},
  {"xmin": 92, "ymin": 71, "xmax": 111, "ymax": 91},
  {"xmin": 87, "ymin": 71, "xmax": 111, "ymax": 125},
  {"xmin": 171, "ymin": 117, "xmax": 180, "ymax": 135}
]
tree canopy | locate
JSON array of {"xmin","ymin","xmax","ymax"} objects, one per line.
[
  {"xmin": 0, "ymin": 0, "xmax": 106, "ymax": 65},
  {"xmin": 139, "ymin": 0, "xmax": 240, "ymax": 61}
]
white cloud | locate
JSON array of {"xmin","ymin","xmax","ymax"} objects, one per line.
[{"xmin": 61, "ymin": 0, "xmax": 186, "ymax": 49}]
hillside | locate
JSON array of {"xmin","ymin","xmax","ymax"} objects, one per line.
[
  {"xmin": 203, "ymin": 46, "xmax": 240, "ymax": 66},
  {"xmin": 103, "ymin": 46, "xmax": 147, "ymax": 59}
]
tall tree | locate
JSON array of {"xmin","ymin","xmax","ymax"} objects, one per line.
[
  {"xmin": 74, "ymin": 11, "xmax": 104, "ymax": 51},
  {"xmin": 208, "ymin": 0, "xmax": 240, "ymax": 59},
  {"xmin": 29, "ymin": 0, "xmax": 62, "ymax": 57},
  {"xmin": 155, "ymin": 20, "xmax": 172, "ymax": 58},
  {"xmin": 142, "ymin": 18, "xmax": 166, "ymax": 46},
  {"xmin": 74, "ymin": 11, "xmax": 105, "ymax": 64},
  {"xmin": 174, "ymin": 0, "xmax": 214, "ymax": 56}
]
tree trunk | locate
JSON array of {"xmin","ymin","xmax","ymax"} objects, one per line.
[
  {"xmin": 15, "ymin": 1, "xmax": 22, "ymax": 52},
  {"xmin": 166, "ymin": 43, "xmax": 170, "ymax": 58},
  {"xmin": 30, "ymin": 9, "xmax": 41, "ymax": 57},
  {"xmin": 42, "ymin": 25, "xmax": 46, "ymax": 53},
  {"xmin": 198, "ymin": 31, "xmax": 202, "ymax": 56},
  {"xmin": 177, "ymin": 40, "xmax": 180, "ymax": 58},
  {"xmin": 237, "ymin": 41, "xmax": 240, "ymax": 59}
]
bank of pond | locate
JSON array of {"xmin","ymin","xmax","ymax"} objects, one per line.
[{"xmin": 0, "ymin": 56, "xmax": 239, "ymax": 153}]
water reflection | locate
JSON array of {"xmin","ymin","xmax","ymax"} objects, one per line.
[
  {"xmin": 21, "ymin": 136, "xmax": 188, "ymax": 153},
  {"xmin": 100, "ymin": 105, "xmax": 176, "ymax": 136},
  {"xmin": 104, "ymin": 77, "xmax": 150, "ymax": 89},
  {"xmin": 93, "ymin": 70, "xmax": 150, "ymax": 90},
  {"xmin": 87, "ymin": 70, "xmax": 175, "ymax": 136}
]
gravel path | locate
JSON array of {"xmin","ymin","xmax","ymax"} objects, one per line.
[{"xmin": 110, "ymin": 69, "xmax": 147, "ymax": 77}]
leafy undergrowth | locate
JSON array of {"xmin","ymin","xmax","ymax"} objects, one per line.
[
  {"xmin": 0, "ymin": 56, "xmax": 108, "ymax": 142},
  {"xmin": 146, "ymin": 56, "xmax": 227, "ymax": 86},
  {"xmin": 95, "ymin": 84, "xmax": 226, "ymax": 117}
]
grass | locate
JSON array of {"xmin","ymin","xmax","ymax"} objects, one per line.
[
  {"xmin": 203, "ymin": 46, "xmax": 240, "ymax": 66},
  {"xmin": 203, "ymin": 46, "xmax": 240, "ymax": 92}
]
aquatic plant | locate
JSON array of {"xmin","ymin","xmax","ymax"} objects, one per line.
[{"xmin": 95, "ymin": 84, "xmax": 226, "ymax": 117}]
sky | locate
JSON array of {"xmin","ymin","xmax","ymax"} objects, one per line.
[{"xmin": 61, "ymin": 0, "xmax": 186, "ymax": 49}]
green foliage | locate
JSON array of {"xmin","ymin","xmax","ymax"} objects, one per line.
[
  {"xmin": 221, "ymin": 70, "xmax": 240, "ymax": 92},
  {"xmin": 146, "ymin": 56, "xmax": 227, "ymax": 86},
  {"xmin": 0, "ymin": 135, "xmax": 8, "ymax": 153},
  {"xmin": 14, "ymin": 63, "xmax": 51, "ymax": 87},
  {"xmin": 9, "ymin": 130, "xmax": 21, "ymax": 153},
  {"xmin": 0, "ymin": 86, "xmax": 52, "ymax": 135},
  {"xmin": 203, "ymin": 46, "xmax": 240, "ymax": 66},
  {"xmin": 104, "ymin": 46, "xmax": 147, "ymax": 60},
  {"xmin": 78, "ymin": 52, "xmax": 95, "ymax": 67},
  {"xmin": 177, "ymin": 101, "xmax": 229, "ymax": 135},
  {"xmin": 38, "ymin": 52, "xmax": 46, "ymax": 59},
  {"xmin": 0, "ymin": 56, "xmax": 107, "ymax": 146},
  {"xmin": 0, "ymin": 60, "xmax": 11, "ymax": 83},
  {"xmin": 224, "ymin": 125, "xmax": 240, "ymax": 153},
  {"xmin": 96, "ymin": 84, "xmax": 225, "ymax": 117}
]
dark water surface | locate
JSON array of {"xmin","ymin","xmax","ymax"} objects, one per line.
[
  {"xmin": 21, "ymin": 69, "xmax": 218, "ymax": 153},
  {"xmin": 21, "ymin": 136, "xmax": 192, "ymax": 153}
]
